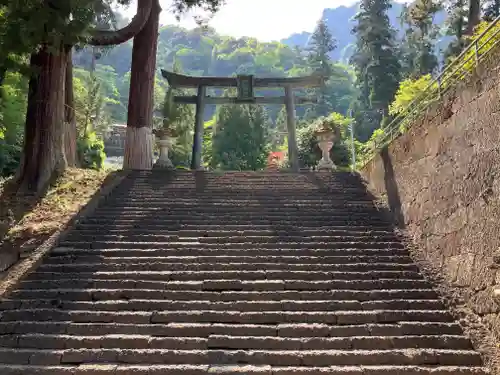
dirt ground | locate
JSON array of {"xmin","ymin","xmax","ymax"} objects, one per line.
[{"xmin": 0, "ymin": 168, "xmax": 113, "ymax": 274}]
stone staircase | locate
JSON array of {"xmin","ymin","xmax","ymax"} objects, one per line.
[{"xmin": 0, "ymin": 171, "xmax": 489, "ymax": 374}]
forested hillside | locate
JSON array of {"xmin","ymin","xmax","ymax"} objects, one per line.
[
  {"xmin": 282, "ymin": 1, "xmax": 450, "ymax": 62},
  {"xmin": 72, "ymin": 24, "xmax": 357, "ymax": 124}
]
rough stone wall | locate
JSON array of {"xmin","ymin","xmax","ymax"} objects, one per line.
[{"xmin": 361, "ymin": 47, "xmax": 500, "ymax": 353}]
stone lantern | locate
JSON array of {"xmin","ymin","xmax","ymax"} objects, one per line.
[
  {"xmin": 153, "ymin": 128, "xmax": 177, "ymax": 169},
  {"xmin": 314, "ymin": 123, "xmax": 340, "ymax": 171}
]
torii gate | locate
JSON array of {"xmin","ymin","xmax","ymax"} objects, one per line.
[{"xmin": 160, "ymin": 70, "xmax": 324, "ymax": 172}]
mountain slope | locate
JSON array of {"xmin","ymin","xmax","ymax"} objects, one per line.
[{"xmin": 281, "ymin": 1, "xmax": 450, "ymax": 63}]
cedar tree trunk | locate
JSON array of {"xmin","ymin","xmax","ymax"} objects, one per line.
[
  {"xmin": 466, "ymin": 0, "xmax": 481, "ymax": 35},
  {"xmin": 64, "ymin": 48, "xmax": 77, "ymax": 167},
  {"xmin": 123, "ymin": 0, "xmax": 160, "ymax": 170},
  {"xmin": 19, "ymin": 45, "xmax": 68, "ymax": 192}
]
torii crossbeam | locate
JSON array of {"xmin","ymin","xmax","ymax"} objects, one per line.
[{"xmin": 161, "ymin": 70, "xmax": 324, "ymax": 171}]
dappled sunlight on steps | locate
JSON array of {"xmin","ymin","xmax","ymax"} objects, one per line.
[{"xmin": 0, "ymin": 171, "xmax": 489, "ymax": 374}]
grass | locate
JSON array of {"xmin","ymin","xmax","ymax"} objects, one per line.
[{"xmin": 0, "ymin": 168, "xmax": 113, "ymax": 264}]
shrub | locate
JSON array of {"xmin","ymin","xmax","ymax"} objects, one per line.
[
  {"xmin": 77, "ymin": 132, "xmax": 106, "ymax": 170},
  {"xmin": 389, "ymin": 74, "xmax": 433, "ymax": 116}
]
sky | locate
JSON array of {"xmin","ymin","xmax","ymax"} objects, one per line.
[{"xmin": 122, "ymin": 0, "xmax": 360, "ymax": 42}]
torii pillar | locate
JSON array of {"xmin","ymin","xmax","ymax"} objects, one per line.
[{"xmin": 284, "ymin": 85, "xmax": 299, "ymax": 172}]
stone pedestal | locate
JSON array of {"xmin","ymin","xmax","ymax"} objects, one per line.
[
  {"xmin": 154, "ymin": 136, "xmax": 176, "ymax": 169},
  {"xmin": 316, "ymin": 130, "xmax": 337, "ymax": 171}
]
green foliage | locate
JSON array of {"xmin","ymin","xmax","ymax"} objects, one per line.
[
  {"xmin": 211, "ymin": 104, "xmax": 270, "ymax": 171},
  {"xmin": 77, "ymin": 131, "xmax": 106, "ymax": 170},
  {"xmin": 306, "ymin": 20, "xmax": 336, "ymax": 117},
  {"xmin": 453, "ymin": 21, "xmax": 500, "ymax": 74},
  {"xmin": 0, "ymin": 71, "xmax": 27, "ymax": 176},
  {"xmin": 389, "ymin": 74, "xmax": 433, "ymax": 116},
  {"xmin": 400, "ymin": 0, "xmax": 441, "ymax": 78},
  {"xmin": 351, "ymin": 0, "xmax": 401, "ymax": 140},
  {"xmin": 484, "ymin": 0, "xmax": 500, "ymax": 21}
]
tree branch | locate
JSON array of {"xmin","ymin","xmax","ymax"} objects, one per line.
[{"xmin": 88, "ymin": 0, "xmax": 154, "ymax": 46}]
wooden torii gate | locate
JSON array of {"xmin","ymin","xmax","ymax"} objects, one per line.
[{"xmin": 161, "ymin": 70, "xmax": 324, "ymax": 172}]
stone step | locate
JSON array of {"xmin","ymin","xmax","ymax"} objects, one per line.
[
  {"xmin": 78, "ymin": 222, "xmax": 394, "ymax": 231},
  {"xmin": 104, "ymin": 199, "xmax": 376, "ymax": 204},
  {"xmin": 0, "ymin": 321, "xmax": 465, "ymax": 338},
  {"xmin": 111, "ymin": 195, "xmax": 373, "ymax": 201},
  {"xmin": 43, "ymin": 255, "xmax": 414, "ymax": 266},
  {"xmin": 95, "ymin": 206, "xmax": 380, "ymax": 215},
  {"xmin": 61, "ymin": 235, "xmax": 400, "ymax": 244},
  {"xmin": 0, "ymin": 299, "xmax": 445, "ymax": 312},
  {"xmin": 0, "ymin": 348, "xmax": 483, "ymax": 366},
  {"xmin": 30, "ymin": 267, "xmax": 423, "ymax": 281},
  {"xmin": 35, "ymin": 262, "xmax": 418, "ymax": 273},
  {"xmin": 46, "ymin": 254, "xmax": 414, "ymax": 266},
  {"xmin": 91, "ymin": 210, "xmax": 385, "ymax": 217},
  {"xmin": 84, "ymin": 217, "xmax": 390, "ymax": 225},
  {"xmin": 118, "ymin": 188, "xmax": 369, "ymax": 194},
  {"xmin": 10, "ymin": 288, "xmax": 440, "ymax": 302},
  {"xmin": 0, "ymin": 334, "xmax": 472, "ymax": 351},
  {"xmin": 25, "ymin": 274, "xmax": 425, "ymax": 287},
  {"xmin": 40, "ymin": 262, "xmax": 417, "ymax": 273},
  {"xmin": 65, "ymin": 235, "xmax": 399, "ymax": 243},
  {"xmin": 49, "ymin": 248, "xmax": 413, "ymax": 259},
  {"xmin": 18, "ymin": 278, "xmax": 433, "ymax": 291},
  {"xmin": 69, "ymin": 228, "xmax": 397, "ymax": 236},
  {"xmin": 0, "ymin": 309, "xmax": 454, "ymax": 325},
  {"xmin": 56, "ymin": 242, "xmax": 405, "ymax": 250},
  {"xmin": 73, "ymin": 224, "xmax": 394, "ymax": 232},
  {"xmin": 0, "ymin": 365, "xmax": 488, "ymax": 375}
]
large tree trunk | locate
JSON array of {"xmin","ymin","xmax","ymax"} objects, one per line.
[
  {"xmin": 18, "ymin": 45, "xmax": 68, "ymax": 192},
  {"xmin": 64, "ymin": 48, "xmax": 77, "ymax": 167},
  {"xmin": 123, "ymin": 0, "xmax": 160, "ymax": 170},
  {"xmin": 466, "ymin": 0, "xmax": 481, "ymax": 35}
]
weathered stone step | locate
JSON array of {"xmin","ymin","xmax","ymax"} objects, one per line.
[
  {"xmin": 46, "ymin": 254, "xmax": 413, "ymax": 267},
  {"xmin": 77, "ymin": 220, "xmax": 392, "ymax": 229},
  {"xmin": 0, "ymin": 348, "xmax": 482, "ymax": 366},
  {"xmin": 57, "ymin": 241, "xmax": 405, "ymax": 251},
  {"xmin": 10, "ymin": 288, "xmax": 440, "ymax": 302},
  {"xmin": 0, "ymin": 333, "xmax": 472, "ymax": 351},
  {"xmin": 123, "ymin": 180, "xmax": 363, "ymax": 186},
  {"xmin": 43, "ymin": 255, "xmax": 414, "ymax": 267},
  {"xmin": 105, "ymin": 199, "xmax": 375, "ymax": 205},
  {"xmin": 91, "ymin": 210, "xmax": 385, "ymax": 218},
  {"xmin": 97, "ymin": 205, "xmax": 379, "ymax": 212},
  {"xmin": 0, "ymin": 321, "xmax": 465, "ymax": 338},
  {"xmin": 69, "ymin": 228, "xmax": 397, "ymax": 237},
  {"xmin": 29, "ymin": 270, "xmax": 426, "ymax": 283},
  {"xmin": 49, "ymin": 248, "xmax": 412, "ymax": 260},
  {"xmin": 36, "ymin": 262, "xmax": 417, "ymax": 273},
  {"xmin": 74, "ymin": 224, "xmax": 394, "ymax": 232},
  {"xmin": 18, "ymin": 278, "xmax": 432, "ymax": 291},
  {"xmin": 113, "ymin": 193, "xmax": 372, "ymax": 200},
  {"xmin": 125, "ymin": 178, "xmax": 361, "ymax": 184},
  {"xmin": 132, "ymin": 180, "xmax": 360, "ymax": 186},
  {"xmin": 0, "ymin": 309, "xmax": 454, "ymax": 325},
  {"xmin": 0, "ymin": 364, "xmax": 489, "ymax": 375},
  {"xmin": 119, "ymin": 189, "xmax": 369, "ymax": 195},
  {"xmin": 62, "ymin": 235, "xmax": 400, "ymax": 245},
  {"xmin": 0, "ymin": 299, "xmax": 444, "ymax": 312}
]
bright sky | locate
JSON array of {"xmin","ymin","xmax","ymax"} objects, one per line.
[{"xmin": 122, "ymin": 0, "xmax": 361, "ymax": 41}]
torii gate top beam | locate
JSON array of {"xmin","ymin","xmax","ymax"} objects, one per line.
[{"xmin": 160, "ymin": 70, "xmax": 324, "ymax": 89}]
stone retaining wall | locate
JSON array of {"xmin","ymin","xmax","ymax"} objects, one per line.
[{"xmin": 360, "ymin": 47, "xmax": 500, "ymax": 345}]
